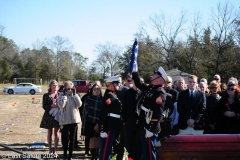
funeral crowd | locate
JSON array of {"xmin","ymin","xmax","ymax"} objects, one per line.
[{"xmin": 39, "ymin": 66, "xmax": 240, "ymax": 160}]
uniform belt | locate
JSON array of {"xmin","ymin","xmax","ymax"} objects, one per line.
[
  {"xmin": 141, "ymin": 106, "xmax": 149, "ymax": 112},
  {"xmin": 108, "ymin": 113, "xmax": 120, "ymax": 118}
]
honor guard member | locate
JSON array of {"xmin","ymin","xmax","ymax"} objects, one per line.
[
  {"xmin": 132, "ymin": 66, "xmax": 168, "ymax": 160},
  {"xmin": 99, "ymin": 75, "xmax": 123, "ymax": 160},
  {"xmin": 122, "ymin": 77, "xmax": 144, "ymax": 160},
  {"xmin": 113, "ymin": 74, "xmax": 128, "ymax": 160}
]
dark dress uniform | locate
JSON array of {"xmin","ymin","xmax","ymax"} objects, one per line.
[
  {"xmin": 132, "ymin": 72, "xmax": 166, "ymax": 160},
  {"xmin": 122, "ymin": 87, "xmax": 142, "ymax": 160},
  {"xmin": 99, "ymin": 89, "xmax": 123, "ymax": 160},
  {"xmin": 113, "ymin": 85, "xmax": 128, "ymax": 160}
]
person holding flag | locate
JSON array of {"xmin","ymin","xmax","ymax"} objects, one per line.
[{"xmin": 130, "ymin": 39, "xmax": 168, "ymax": 160}]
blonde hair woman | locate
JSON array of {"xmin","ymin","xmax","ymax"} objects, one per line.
[
  {"xmin": 40, "ymin": 80, "xmax": 60, "ymax": 155},
  {"xmin": 58, "ymin": 80, "xmax": 82, "ymax": 160},
  {"xmin": 204, "ymin": 80, "xmax": 221, "ymax": 134}
]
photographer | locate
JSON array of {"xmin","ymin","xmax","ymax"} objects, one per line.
[{"xmin": 58, "ymin": 80, "xmax": 82, "ymax": 160}]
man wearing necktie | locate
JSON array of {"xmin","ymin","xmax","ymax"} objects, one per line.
[{"xmin": 177, "ymin": 75, "xmax": 206, "ymax": 134}]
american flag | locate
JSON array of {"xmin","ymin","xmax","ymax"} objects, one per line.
[{"xmin": 129, "ymin": 39, "xmax": 138, "ymax": 73}]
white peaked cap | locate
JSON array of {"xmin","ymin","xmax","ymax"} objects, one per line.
[
  {"xmin": 104, "ymin": 75, "xmax": 121, "ymax": 83},
  {"xmin": 154, "ymin": 66, "xmax": 168, "ymax": 82}
]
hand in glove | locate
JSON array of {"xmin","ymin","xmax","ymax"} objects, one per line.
[
  {"xmin": 100, "ymin": 132, "xmax": 108, "ymax": 138},
  {"xmin": 145, "ymin": 129, "xmax": 153, "ymax": 138},
  {"xmin": 154, "ymin": 140, "xmax": 161, "ymax": 147}
]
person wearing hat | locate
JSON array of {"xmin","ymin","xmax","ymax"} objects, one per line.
[
  {"xmin": 99, "ymin": 75, "xmax": 123, "ymax": 160},
  {"xmin": 112, "ymin": 74, "xmax": 128, "ymax": 160},
  {"xmin": 132, "ymin": 66, "xmax": 168, "ymax": 160}
]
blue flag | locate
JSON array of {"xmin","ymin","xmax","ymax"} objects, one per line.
[{"xmin": 129, "ymin": 39, "xmax": 138, "ymax": 74}]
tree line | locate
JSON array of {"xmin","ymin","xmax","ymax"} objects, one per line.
[{"xmin": 0, "ymin": 1, "xmax": 239, "ymax": 84}]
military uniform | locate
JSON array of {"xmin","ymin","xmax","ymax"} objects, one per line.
[
  {"xmin": 113, "ymin": 85, "xmax": 128, "ymax": 160},
  {"xmin": 122, "ymin": 87, "xmax": 142, "ymax": 160},
  {"xmin": 99, "ymin": 75, "xmax": 123, "ymax": 160},
  {"xmin": 132, "ymin": 71, "xmax": 167, "ymax": 160}
]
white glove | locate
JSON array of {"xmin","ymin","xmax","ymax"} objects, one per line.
[
  {"xmin": 154, "ymin": 140, "xmax": 161, "ymax": 147},
  {"xmin": 100, "ymin": 132, "xmax": 108, "ymax": 138},
  {"xmin": 145, "ymin": 129, "xmax": 153, "ymax": 138}
]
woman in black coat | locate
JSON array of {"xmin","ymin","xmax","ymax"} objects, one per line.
[
  {"xmin": 214, "ymin": 82, "xmax": 240, "ymax": 134},
  {"xmin": 204, "ymin": 80, "xmax": 221, "ymax": 134}
]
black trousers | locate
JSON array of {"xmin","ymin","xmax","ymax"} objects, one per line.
[
  {"xmin": 124, "ymin": 120, "xmax": 141, "ymax": 160},
  {"xmin": 74, "ymin": 125, "xmax": 78, "ymax": 146},
  {"xmin": 113, "ymin": 126, "xmax": 124, "ymax": 160},
  {"xmin": 85, "ymin": 122, "xmax": 98, "ymax": 155},
  {"xmin": 62, "ymin": 123, "xmax": 77, "ymax": 159}
]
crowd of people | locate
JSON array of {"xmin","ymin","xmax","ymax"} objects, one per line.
[{"xmin": 40, "ymin": 67, "xmax": 240, "ymax": 160}]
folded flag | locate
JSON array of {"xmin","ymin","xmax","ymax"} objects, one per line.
[{"xmin": 129, "ymin": 39, "xmax": 138, "ymax": 74}]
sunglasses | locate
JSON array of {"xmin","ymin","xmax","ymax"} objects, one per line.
[
  {"xmin": 214, "ymin": 78, "xmax": 219, "ymax": 80},
  {"xmin": 93, "ymin": 88, "xmax": 100, "ymax": 91},
  {"xmin": 127, "ymin": 80, "xmax": 132, "ymax": 82},
  {"xmin": 66, "ymin": 88, "xmax": 73, "ymax": 91},
  {"xmin": 228, "ymin": 88, "xmax": 235, "ymax": 91}
]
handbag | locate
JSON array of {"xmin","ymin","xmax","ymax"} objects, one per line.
[{"xmin": 89, "ymin": 136, "xmax": 100, "ymax": 149}]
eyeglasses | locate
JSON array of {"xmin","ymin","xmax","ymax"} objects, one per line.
[
  {"xmin": 228, "ymin": 87, "xmax": 235, "ymax": 91},
  {"xmin": 127, "ymin": 80, "xmax": 132, "ymax": 82},
  {"xmin": 66, "ymin": 88, "xmax": 73, "ymax": 91},
  {"xmin": 93, "ymin": 88, "xmax": 100, "ymax": 91}
]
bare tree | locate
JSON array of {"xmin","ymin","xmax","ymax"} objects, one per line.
[
  {"xmin": 181, "ymin": 11, "xmax": 204, "ymax": 74},
  {"xmin": 149, "ymin": 10, "xmax": 188, "ymax": 70},
  {"xmin": 0, "ymin": 24, "xmax": 5, "ymax": 36},
  {"xmin": 210, "ymin": 1, "xmax": 240, "ymax": 74},
  {"xmin": 94, "ymin": 54, "xmax": 109, "ymax": 80},
  {"xmin": 95, "ymin": 42, "xmax": 122, "ymax": 76},
  {"xmin": 31, "ymin": 40, "xmax": 45, "ymax": 80},
  {"xmin": 47, "ymin": 35, "xmax": 73, "ymax": 81}
]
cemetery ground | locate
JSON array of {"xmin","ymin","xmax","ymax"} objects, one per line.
[{"xmin": 0, "ymin": 84, "xmax": 87, "ymax": 160}]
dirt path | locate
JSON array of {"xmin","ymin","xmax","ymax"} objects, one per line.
[{"xmin": 0, "ymin": 94, "xmax": 87, "ymax": 160}]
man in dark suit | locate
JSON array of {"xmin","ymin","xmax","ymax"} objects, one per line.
[
  {"xmin": 164, "ymin": 76, "xmax": 179, "ymax": 102},
  {"xmin": 177, "ymin": 75, "xmax": 206, "ymax": 134}
]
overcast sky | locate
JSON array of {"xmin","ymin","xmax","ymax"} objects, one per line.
[{"xmin": 0, "ymin": 0, "xmax": 239, "ymax": 65}]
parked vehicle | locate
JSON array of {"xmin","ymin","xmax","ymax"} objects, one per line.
[
  {"xmin": 72, "ymin": 80, "xmax": 89, "ymax": 93},
  {"xmin": 3, "ymin": 83, "xmax": 42, "ymax": 95}
]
